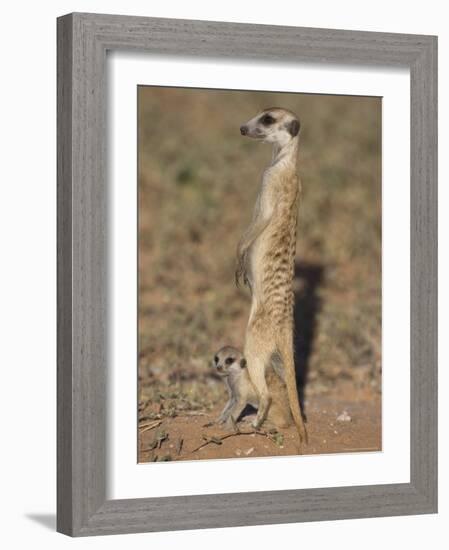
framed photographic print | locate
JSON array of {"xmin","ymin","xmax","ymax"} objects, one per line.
[{"xmin": 57, "ymin": 12, "xmax": 437, "ymax": 536}]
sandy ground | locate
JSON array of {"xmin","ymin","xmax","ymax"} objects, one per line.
[{"xmin": 139, "ymin": 386, "xmax": 381, "ymax": 462}]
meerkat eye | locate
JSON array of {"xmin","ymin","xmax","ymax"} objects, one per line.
[
  {"xmin": 260, "ymin": 113, "xmax": 275, "ymax": 125},
  {"xmin": 225, "ymin": 357, "xmax": 234, "ymax": 365},
  {"xmin": 214, "ymin": 355, "xmax": 219, "ymax": 364}
]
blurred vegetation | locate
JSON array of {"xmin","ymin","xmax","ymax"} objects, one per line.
[{"xmin": 138, "ymin": 87, "xmax": 381, "ymax": 421}]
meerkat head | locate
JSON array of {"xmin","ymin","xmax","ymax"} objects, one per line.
[
  {"xmin": 213, "ymin": 346, "xmax": 247, "ymax": 378},
  {"xmin": 240, "ymin": 107, "xmax": 300, "ymax": 146}
]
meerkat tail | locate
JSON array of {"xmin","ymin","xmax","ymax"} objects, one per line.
[{"xmin": 277, "ymin": 335, "xmax": 308, "ymax": 445}]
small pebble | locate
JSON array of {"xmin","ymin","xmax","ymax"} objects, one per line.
[
  {"xmin": 244, "ymin": 447, "xmax": 255, "ymax": 456},
  {"xmin": 337, "ymin": 410, "xmax": 352, "ymax": 422},
  {"xmin": 235, "ymin": 449, "xmax": 242, "ymax": 456}
]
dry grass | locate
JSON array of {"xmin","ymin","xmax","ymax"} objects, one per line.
[{"xmin": 138, "ymin": 87, "xmax": 381, "ymax": 427}]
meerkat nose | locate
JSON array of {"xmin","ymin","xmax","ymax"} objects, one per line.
[{"xmin": 240, "ymin": 125, "xmax": 248, "ymax": 135}]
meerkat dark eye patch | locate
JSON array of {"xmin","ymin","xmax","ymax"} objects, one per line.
[
  {"xmin": 287, "ymin": 119, "xmax": 300, "ymax": 137},
  {"xmin": 214, "ymin": 355, "xmax": 219, "ymax": 364},
  {"xmin": 260, "ymin": 114, "xmax": 275, "ymax": 125},
  {"xmin": 225, "ymin": 357, "xmax": 234, "ymax": 365},
  {"xmin": 240, "ymin": 358, "xmax": 247, "ymax": 368}
]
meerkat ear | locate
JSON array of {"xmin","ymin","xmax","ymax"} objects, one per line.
[
  {"xmin": 288, "ymin": 119, "xmax": 300, "ymax": 137},
  {"xmin": 240, "ymin": 358, "xmax": 247, "ymax": 368}
]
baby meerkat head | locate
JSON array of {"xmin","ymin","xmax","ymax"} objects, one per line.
[
  {"xmin": 240, "ymin": 107, "xmax": 300, "ymax": 146},
  {"xmin": 213, "ymin": 346, "xmax": 246, "ymax": 377}
]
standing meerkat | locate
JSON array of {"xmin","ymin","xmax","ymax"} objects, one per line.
[
  {"xmin": 212, "ymin": 346, "xmax": 292, "ymax": 429},
  {"xmin": 236, "ymin": 107, "xmax": 308, "ymax": 444}
]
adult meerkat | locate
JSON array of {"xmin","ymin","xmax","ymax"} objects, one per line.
[
  {"xmin": 213, "ymin": 346, "xmax": 292, "ymax": 429},
  {"xmin": 236, "ymin": 107, "xmax": 308, "ymax": 443}
]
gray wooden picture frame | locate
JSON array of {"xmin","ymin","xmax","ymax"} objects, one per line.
[{"xmin": 57, "ymin": 12, "xmax": 438, "ymax": 537}]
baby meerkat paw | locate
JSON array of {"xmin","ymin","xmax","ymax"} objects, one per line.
[
  {"xmin": 252, "ymin": 418, "xmax": 263, "ymax": 430},
  {"xmin": 222, "ymin": 415, "xmax": 241, "ymax": 432},
  {"xmin": 223, "ymin": 418, "xmax": 234, "ymax": 431}
]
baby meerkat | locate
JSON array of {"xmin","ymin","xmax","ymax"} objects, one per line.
[
  {"xmin": 213, "ymin": 346, "xmax": 292, "ymax": 429},
  {"xmin": 213, "ymin": 346, "xmax": 257, "ymax": 429}
]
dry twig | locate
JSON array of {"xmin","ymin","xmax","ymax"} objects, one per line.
[
  {"xmin": 139, "ymin": 420, "xmax": 163, "ymax": 434},
  {"xmin": 191, "ymin": 429, "xmax": 269, "ymax": 453}
]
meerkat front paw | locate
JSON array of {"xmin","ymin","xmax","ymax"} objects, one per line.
[
  {"xmin": 235, "ymin": 251, "xmax": 249, "ymax": 287},
  {"xmin": 235, "ymin": 246, "xmax": 246, "ymax": 286},
  {"xmin": 235, "ymin": 259, "xmax": 245, "ymax": 286}
]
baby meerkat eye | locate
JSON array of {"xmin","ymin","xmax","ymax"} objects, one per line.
[
  {"xmin": 214, "ymin": 355, "xmax": 219, "ymax": 364},
  {"xmin": 260, "ymin": 113, "xmax": 275, "ymax": 125},
  {"xmin": 225, "ymin": 357, "xmax": 234, "ymax": 365}
]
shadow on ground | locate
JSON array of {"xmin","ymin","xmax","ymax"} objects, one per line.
[{"xmin": 293, "ymin": 260, "xmax": 325, "ymax": 412}]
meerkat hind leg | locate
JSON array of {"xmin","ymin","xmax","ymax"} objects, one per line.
[
  {"xmin": 246, "ymin": 355, "xmax": 272, "ymax": 429},
  {"xmin": 267, "ymin": 399, "xmax": 292, "ymax": 429},
  {"xmin": 270, "ymin": 350, "xmax": 284, "ymax": 380},
  {"xmin": 266, "ymin": 354, "xmax": 292, "ymax": 429}
]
